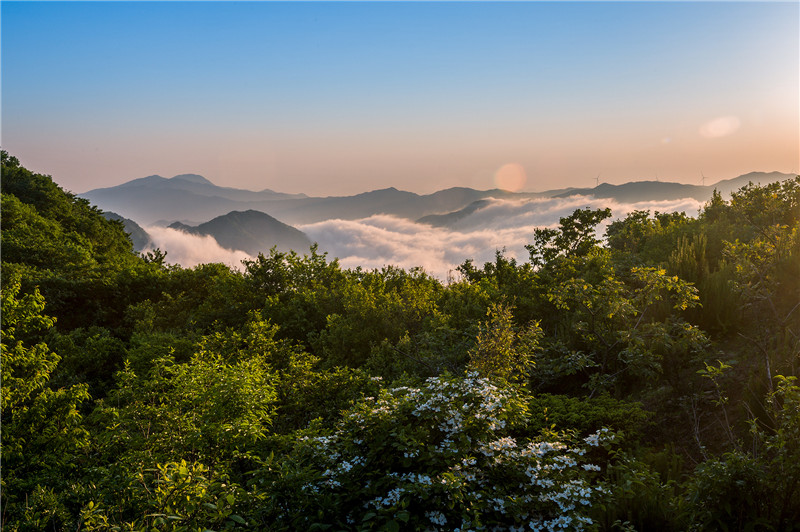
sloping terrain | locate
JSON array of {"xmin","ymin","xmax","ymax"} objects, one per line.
[{"xmin": 168, "ymin": 209, "xmax": 311, "ymax": 255}]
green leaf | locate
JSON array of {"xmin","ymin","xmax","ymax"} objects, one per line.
[{"xmin": 383, "ymin": 520, "xmax": 400, "ymax": 532}]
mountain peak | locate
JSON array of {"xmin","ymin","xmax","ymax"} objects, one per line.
[
  {"xmin": 117, "ymin": 174, "xmax": 167, "ymax": 188},
  {"xmin": 171, "ymin": 174, "xmax": 214, "ymax": 186},
  {"xmin": 171, "ymin": 209, "xmax": 311, "ymax": 255}
]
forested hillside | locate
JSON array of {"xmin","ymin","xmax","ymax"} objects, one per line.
[{"xmin": 2, "ymin": 150, "xmax": 799, "ymax": 531}]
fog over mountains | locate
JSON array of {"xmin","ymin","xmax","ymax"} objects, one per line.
[
  {"xmin": 87, "ymin": 171, "xmax": 795, "ymax": 276},
  {"xmin": 168, "ymin": 210, "xmax": 311, "ymax": 256}
]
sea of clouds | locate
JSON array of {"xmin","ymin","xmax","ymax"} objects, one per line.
[
  {"xmin": 142, "ymin": 226, "xmax": 253, "ymax": 269},
  {"xmin": 142, "ymin": 194, "xmax": 705, "ymax": 280}
]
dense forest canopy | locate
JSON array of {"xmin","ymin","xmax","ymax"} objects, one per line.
[{"xmin": 2, "ymin": 150, "xmax": 799, "ymax": 531}]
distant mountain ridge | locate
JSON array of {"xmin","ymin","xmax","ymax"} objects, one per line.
[
  {"xmin": 167, "ymin": 209, "xmax": 311, "ymax": 255},
  {"xmin": 417, "ymin": 200, "xmax": 492, "ymax": 227},
  {"xmin": 554, "ymin": 171, "xmax": 794, "ymax": 203},
  {"xmin": 81, "ymin": 171, "xmax": 796, "ymax": 229},
  {"xmin": 102, "ymin": 211, "xmax": 152, "ymax": 251},
  {"xmin": 84, "ymin": 173, "xmax": 306, "ymax": 226},
  {"xmin": 416, "ymin": 171, "xmax": 796, "ymax": 229},
  {"xmin": 82, "ymin": 176, "xmax": 561, "ymax": 226}
]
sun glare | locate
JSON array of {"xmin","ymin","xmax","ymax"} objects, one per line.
[
  {"xmin": 699, "ymin": 116, "xmax": 741, "ymax": 139},
  {"xmin": 493, "ymin": 163, "xmax": 527, "ymax": 192}
]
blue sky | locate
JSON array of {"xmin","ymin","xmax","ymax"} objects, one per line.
[{"xmin": 2, "ymin": 1, "xmax": 798, "ymax": 195}]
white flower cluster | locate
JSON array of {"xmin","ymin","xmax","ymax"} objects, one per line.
[
  {"xmin": 480, "ymin": 437, "xmax": 518, "ymax": 463},
  {"xmin": 528, "ymin": 513, "xmax": 595, "ymax": 531},
  {"xmin": 426, "ymin": 510, "xmax": 447, "ymax": 526},
  {"xmin": 405, "ymin": 373, "xmax": 517, "ymax": 438},
  {"xmin": 371, "ymin": 486, "xmax": 405, "ymax": 508},
  {"xmin": 583, "ymin": 427, "xmax": 614, "ymax": 447},
  {"xmin": 298, "ymin": 374, "xmax": 608, "ymax": 531}
]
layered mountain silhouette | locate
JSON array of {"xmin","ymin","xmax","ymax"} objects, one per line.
[
  {"xmin": 83, "ymin": 171, "xmax": 795, "ymax": 230},
  {"xmin": 84, "ymin": 170, "xmax": 797, "ymax": 251},
  {"xmin": 81, "ymin": 175, "xmax": 564, "ymax": 226},
  {"xmin": 167, "ymin": 210, "xmax": 311, "ymax": 255},
  {"xmin": 112, "ymin": 173, "xmax": 306, "ymax": 202}
]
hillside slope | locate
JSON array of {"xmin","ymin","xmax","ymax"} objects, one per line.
[{"xmin": 168, "ymin": 209, "xmax": 311, "ymax": 255}]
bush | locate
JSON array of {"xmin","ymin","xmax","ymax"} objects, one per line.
[{"xmin": 262, "ymin": 373, "xmax": 615, "ymax": 531}]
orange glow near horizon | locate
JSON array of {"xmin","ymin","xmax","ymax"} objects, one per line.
[{"xmin": 494, "ymin": 163, "xmax": 528, "ymax": 192}]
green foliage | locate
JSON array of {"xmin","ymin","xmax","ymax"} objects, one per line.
[
  {"xmin": 245, "ymin": 246, "xmax": 346, "ymax": 345},
  {"xmin": 528, "ymin": 394, "xmax": 650, "ymax": 438},
  {"xmin": 1, "ymin": 277, "xmax": 59, "ymax": 410},
  {"xmin": 92, "ymin": 353, "xmax": 276, "ymax": 468},
  {"xmin": 3, "ymin": 152, "xmax": 799, "ymax": 530},
  {"xmin": 606, "ymin": 210, "xmax": 697, "ymax": 267},
  {"xmin": 0, "ymin": 152, "xmax": 134, "ymax": 269},
  {"xmin": 80, "ymin": 460, "xmax": 248, "ymax": 531},
  {"xmin": 365, "ymin": 316, "xmax": 474, "ymax": 380},
  {"xmin": 311, "ymin": 266, "xmax": 441, "ymax": 368},
  {"xmin": 82, "ymin": 351, "xmax": 275, "ymax": 527},
  {"xmin": 138, "ymin": 262, "xmax": 256, "ymax": 334},
  {"xmin": 1, "ymin": 276, "xmax": 92, "ymax": 531},
  {"xmin": 468, "ymin": 303, "xmax": 542, "ymax": 383},
  {"xmin": 1, "ymin": 151, "xmax": 167, "ymax": 332},
  {"xmin": 669, "ymin": 233, "xmax": 710, "ymax": 285},
  {"xmin": 717, "ymin": 178, "xmax": 800, "ymax": 395},
  {"xmin": 595, "ymin": 451, "xmax": 684, "ymax": 532},
  {"xmin": 527, "ymin": 207, "xmax": 612, "ymax": 267},
  {"xmin": 47, "ymin": 326, "xmax": 128, "ymax": 397},
  {"xmin": 196, "ymin": 312, "xmax": 383, "ymax": 433},
  {"xmin": 682, "ymin": 376, "xmax": 800, "ymax": 530},
  {"xmin": 543, "ymin": 266, "xmax": 703, "ymax": 396}
]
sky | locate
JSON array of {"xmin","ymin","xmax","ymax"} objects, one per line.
[{"xmin": 2, "ymin": 1, "xmax": 798, "ymax": 197}]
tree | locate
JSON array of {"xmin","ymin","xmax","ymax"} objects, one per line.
[
  {"xmin": 1, "ymin": 277, "xmax": 91, "ymax": 531},
  {"xmin": 527, "ymin": 207, "xmax": 612, "ymax": 267},
  {"xmin": 468, "ymin": 303, "xmax": 542, "ymax": 383}
]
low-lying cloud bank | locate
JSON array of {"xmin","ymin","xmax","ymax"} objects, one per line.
[
  {"xmin": 302, "ymin": 215, "xmax": 528, "ymax": 279},
  {"xmin": 142, "ymin": 194, "xmax": 704, "ymax": 279},
  {"xmin": 300, "ymin": 195, "xmax": 704, "ymax": 280},
  {"xmin": 142, "ymin": 226, "xmax": 253, "ymax": 269}
]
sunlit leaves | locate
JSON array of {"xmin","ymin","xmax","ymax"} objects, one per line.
[
  {"xmin": 527, "ymin": 207, "xmax": 612, "ymax": 267},
  {"xmin": 468, "ymin": 303, "xmax": 541, "ymax": 383}
]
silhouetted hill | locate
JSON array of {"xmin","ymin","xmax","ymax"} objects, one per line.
[
  {"xmin": 709, "ymin": 171, "xmax": 797, "ymax": 196},
  {"xmin": 555, "ymin": 181, "xmax": 707, "ymax": 202},
  {"xmin": 417, "ymin": 200, "xmax": 492, "ymax": 227},
  {"xmin": 102, "ymin": 211, "xmax": 152, "ymax": 251},
  {"xmin": 555, "ymin": 172, "xmax": 796, "ymax": 203},
  {"xmin": 110, "ymin": 173, "xmax": 305, "ymax": 201},
  {"xmin": 168, "ymin": 210, "xmax": 311, "ymax": 255},
  {"xmin": 171, "ymin": 174, "xmax": 215, "ymax": 185},
  {"xmin": 83, "ymin": 174, "xmax": 306, "ymax": 224},
  {"xmin": 84, "ymin": 186, "xmax": 242, "ymax": 225}
]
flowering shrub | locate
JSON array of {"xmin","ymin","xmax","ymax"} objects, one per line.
[{"xmin": 269, "ymin": 373, "xmax": 613, "ymax": 531}]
